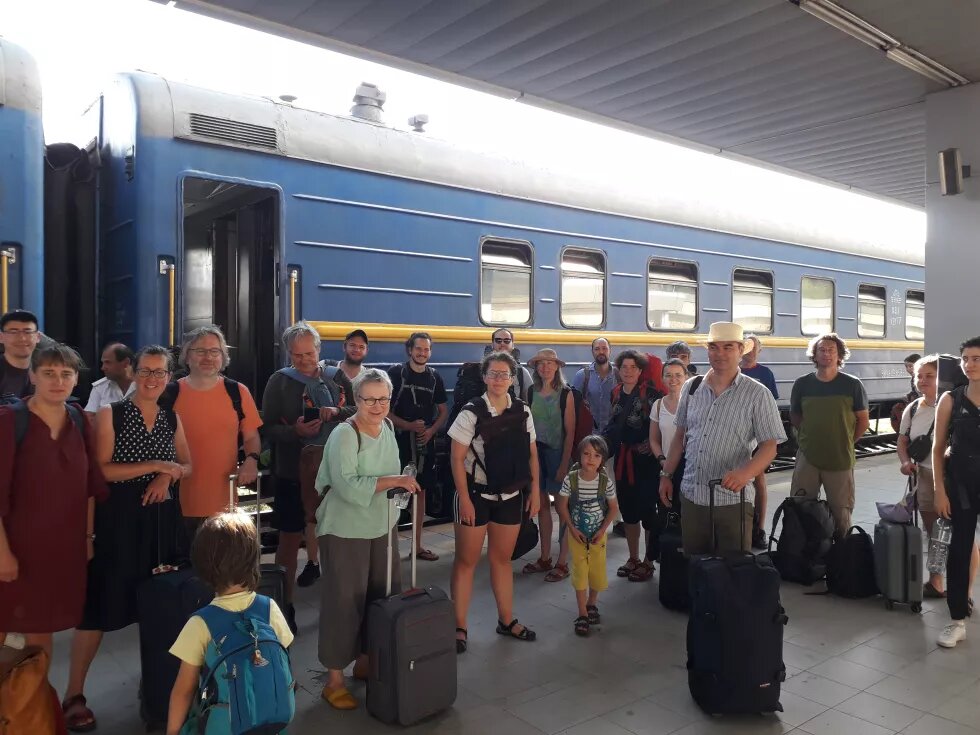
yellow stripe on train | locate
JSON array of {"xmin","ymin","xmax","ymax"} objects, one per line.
[{"xmin": 309, "ymin": 321, "xmax": 923, "ymax": 351}]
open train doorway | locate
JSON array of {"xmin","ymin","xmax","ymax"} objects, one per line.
[{"xmin": 181, "ymin": 177, "xmax": 279, "ymax": 397}]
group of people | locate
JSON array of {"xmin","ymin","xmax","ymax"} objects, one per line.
[{"xmin": 3, "ymin": 306, "xmax": 980, "ymax": 728}]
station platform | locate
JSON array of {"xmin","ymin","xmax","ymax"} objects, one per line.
[{"xmin": 50, "ymin": 455, "xmax": 980, "ymax": 735}]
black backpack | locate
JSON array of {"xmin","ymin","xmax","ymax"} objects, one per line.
[
  {"xmin": 825, "ymin": 526, "xmax": 879, "ymax": 598},
  {"xmin": 464, "ymin": 398, "xmax": 531, "ymax": 495},
  {"xmin": 768, "ymin": 493, "xmax": 835, "ymax": 585}
]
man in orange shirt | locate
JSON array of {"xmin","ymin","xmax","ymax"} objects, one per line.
[{"xmin": 167, "ymin": 326, "xmax": 263, "ymax": 536}]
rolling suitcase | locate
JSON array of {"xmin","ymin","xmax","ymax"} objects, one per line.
[
  {"xmin": 229, "ymin": 472, "xmax": 287, "ymax": 607},
  {"xmin": 873, "ymin": 521, "xmax": 923, "ymax": 613},
  {"xmin": 658, "ymin": 511, "xmax": 690, "ymax": 611},
  {"xmin": 687, "ymin": 480, "xmax": 787, "ymax": 715},
  {"xmin": 366, "ymin": 489, "xmax": 457, "ymax": 725}
]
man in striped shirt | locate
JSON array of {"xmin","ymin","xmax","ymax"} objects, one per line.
[{"xmin": 658, "ymin": 322, "xmax": 786, "ymax": 555}]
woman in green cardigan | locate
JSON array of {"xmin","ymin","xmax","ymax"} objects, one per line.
[{"xmin": 314, "ymin": 368, "xmax": 421, "ymax": 710}]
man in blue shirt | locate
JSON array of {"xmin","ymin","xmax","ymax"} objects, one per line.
[
  {"xmin": 740, "ymin": 334, "xmax": 779, "ymax": 548},
  {"xmin": 571, "ymin": 337, "xmax": 620, "ymax": 434}
]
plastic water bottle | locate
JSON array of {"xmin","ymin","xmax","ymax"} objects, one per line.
[
  {"xmin": 395, "ymin": 463, "xmax": 417, "ymax": 510},
  {"xmin": 927, "ymin": 518, "xmax": 953, "ymax": 575}
]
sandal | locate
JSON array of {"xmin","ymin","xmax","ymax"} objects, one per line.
[
  {"xmin": 456, "ymin": 627, "xmax": 468, "ymax": 654},
  {"xmin": 322, "ymin": 685, "xmax": 357, "ymax": 710},
  {"xmin": 574, "ymin": 616, "xmax": 590, "ymax": 637},
  {"xmin": 62, "ymin": 694, "xmax": 97, "ymax": 733},
  {"xmin": 923, "ymin": 582, "xmax": 947, "ymax": 599},
  {"xmin": 544, "ymin": 562, "xmax": 569, "ymax": 582},
  {"xmin": 628, "ymin": 560, "xmax": 655, "ymax": 582},
  {"xmin": 496, "ymin": 618, "xmax": 537, "ymax": 642},
  {"xmin": 416, "ymin": 548, "xmax": 439, "ymax": 561},
  {"xmin": 586, "ymin": 604, "xmax": 601, "ymax": 625},
  {"xmin": 617, "ymin": 557, "xmax": 641, "ymax": 577},
  {"xmin": 969, "ymin": 598, "xmax": 975, "ymax": 618},
  {"xmin": 522, "ymin": 557, "xmax": 553, "ymax": 574}
]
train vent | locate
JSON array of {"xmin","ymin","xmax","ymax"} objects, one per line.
[{"xmin": 187, "ymin": 113, "xmax": 279, "ymax": 150}]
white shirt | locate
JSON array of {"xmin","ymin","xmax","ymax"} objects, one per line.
[
  {"xmin": 85, "ymin": 377, "xmax": 135, "ymax": 412},
  {"xmin": 651, "ymin": 397, "xmax": 679, "ymax": 454},
  {"xmin": 899, "ymin": 397, "xmax": 936, "ymax": 470}
]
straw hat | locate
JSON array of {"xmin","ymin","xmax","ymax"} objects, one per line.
[
  {"xmin": 527, "ymin": 348, "xmax": 567, "ymax": 369},
  {"xmin": 702, "ymin": 322, "xmax": 751, "ymax": 349}
]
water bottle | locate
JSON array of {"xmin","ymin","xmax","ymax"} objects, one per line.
[
  {"xmin": 395, "ymin": 463, "xmax": 417, "ymax": 510},
  {"xmin": 927, "ymin": 518, "xmax": 953, "ymax": 575}
]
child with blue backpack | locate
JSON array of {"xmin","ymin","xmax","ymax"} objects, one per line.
[
  {"xmin": 556, "ymin": 435, "xmax": 619, "ymax": 637},
  {"xmin": 166, "ymin": 510, "xmax": 295, "ymax": 735}
]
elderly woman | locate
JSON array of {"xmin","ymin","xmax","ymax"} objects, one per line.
[
  {"xmin": 63, "ymin": 344, "xmax": 192, "ymax": 731},
  {"xmin": 449, "ymin": 351, "xmax": 540, "ymax": 654},
  {"xmin": 0, "ymin": 344, "xmax": 105, "ymax": 664},
  {"xmin": 315, "ymin": 368, "xmax": 421, "ymax": 710}
]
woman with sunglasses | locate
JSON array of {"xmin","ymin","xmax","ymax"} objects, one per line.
[
  {"xmin": 63, "ymin": 345, "xmax": 191, "ymax": 731},
  {"xmin": 314, "ymin": 368, "xmax": 421, "ymax": 710}
]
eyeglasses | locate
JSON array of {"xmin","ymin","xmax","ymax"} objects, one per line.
[
  {"xmin": 1, "ymin": 328, "xmax": 38, "ymax": 337},
  {"xmin": 485, "ymin": 370, "xmax": 513, "ymax": 380},
  {"xmin": 357, "ymin": 395, "xmax": 391, "ymax": 406},
  {"xmin": 188, "ymin": 348, "xmax": 223, "ymax": 358},
  {"xmin": 136, "ymin": 368, "xmax": 170, "ymax": 379},
  {"xmin": 493, "ymin": 338, "xmax": 513, "ymax": 345}
]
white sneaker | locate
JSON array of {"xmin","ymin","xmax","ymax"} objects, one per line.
[{"xmin": 938, "ymin": 622, "xmax": 967, "ymax": 648}]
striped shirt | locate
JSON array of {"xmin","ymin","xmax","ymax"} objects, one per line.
[{"xmin": 675, "ymin": 371, "xmax": 786, "ymax": 507}]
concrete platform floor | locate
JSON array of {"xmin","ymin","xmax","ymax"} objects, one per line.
[{"xmin": 50, "ymin": 455, "xmax": 980, "ymax": 735}]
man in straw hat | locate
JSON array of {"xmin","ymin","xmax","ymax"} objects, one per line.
[{"xmin": 658, "ymin": 322, "xmax": 785, "ymax": 554}]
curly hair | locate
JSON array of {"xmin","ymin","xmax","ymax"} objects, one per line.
[
  {"xmin": 806, "ymin": 332, "xmax": 850, "ymax": 367},
  {"xmin": 614, "ymin": 349, "xmax": 648, "ymax": 371}
]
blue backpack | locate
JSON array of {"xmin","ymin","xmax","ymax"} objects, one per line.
[{"xmin": 181, "ymin": 595, "xmax": 295, "ymax": 735}]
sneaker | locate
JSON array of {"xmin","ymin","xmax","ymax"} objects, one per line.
[
  {"xmin": 938, "ymin": 621, "xmax": 966, "ymax": 648},
  {"xmin": 752, "ymin": 527, "xmax": 767, "ymax": 550},
  {"xmin": 284, "ymin": 603, "xmax": 298, "ymax": 636},
  {"xmin": 297, "ymin": 561, "xmax": 320, "ymax": 588}
]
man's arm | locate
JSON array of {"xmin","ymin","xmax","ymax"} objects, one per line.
[{"xmin": 853, "ymin": 410, "xmax": 870, "ymax": 442}]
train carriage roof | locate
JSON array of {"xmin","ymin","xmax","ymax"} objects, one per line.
[
  {"xmin": 125, "ymin": 71, "xmax": 924, "ymax": 267},
  {"xmin": 0, "ymin": 38, "xmax": 42, "ymax": 115}
]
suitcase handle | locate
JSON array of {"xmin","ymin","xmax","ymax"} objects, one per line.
[
  {"xmin": 707, "ymin": 478, "xmax": 746, "ymax": 553},
  {"xmin": 385, "ymin": 488, "xmax": 419, "ymax": 596},
  {"xmin": 229, "ymin": 471, "xmax": 269, "ymax": 561}
]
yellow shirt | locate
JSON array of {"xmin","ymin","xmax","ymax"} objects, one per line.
[{"xmin": 169, "ymin": 591, "xmax": 294, "ymax": 667}]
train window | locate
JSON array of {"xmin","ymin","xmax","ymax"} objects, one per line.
[
  {"xmin": 732, "ymin": 269, "xmax": 773, "ymax": 334},
  {"xmin": 906, "ymin": 290, "xmax": 925, "ymax": 341},
  {"xmin": 560, "ymin": 247, "xmax": 605, "ymax": 328},
  {"xmin": 858, "ymin": 284, "xmax": 886, "ymax": 338},
  {"xmin": 801, "ymin": 276, "xmax": 834, "ymax": 335},
  {"xmin": 480, "ymin": 239, "xmax": 532, "ymax": 326},
  {"xmin": 647, "ymin": 259, "xmax": 697, "ymax": 331}
]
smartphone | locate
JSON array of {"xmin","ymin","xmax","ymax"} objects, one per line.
[{"xmin": 303, "ymin": 406, "xmax": 319, "ymax": 422}]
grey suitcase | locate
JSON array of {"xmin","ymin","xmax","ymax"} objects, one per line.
[
  {"xmin": 366, "ymin": 489, "xmax": 457, "ymax": 725},
  {"xmin": 873, "ymin": 521, "xmax": 923, "ymax": 613}
]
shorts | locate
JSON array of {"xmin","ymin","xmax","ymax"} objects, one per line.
[
  {"xmin": 916, "ymin": 465, "xmax": 935, "ymax": 514},
  {"xmin": 454, "ymin": 480, "xmax": 523, "ymax": 527},
  {"xmin": 536, "ymin": 442, "xmax": 563, "ymax": 494},
  {"xmin": 272, "ymin": 477, "xmax": 306, "ymax": 533},
  {"xmin": 568, "ymin": 533, "xmax": 608, "ymax": 592}
]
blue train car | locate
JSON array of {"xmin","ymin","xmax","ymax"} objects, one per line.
[
  {"xmin": 0, "ymin": 39, "xmax": 44, "ymax": 319},
  {"xmin": 87, "ymin": 72, "xmax": 923, "ymax": 409}
]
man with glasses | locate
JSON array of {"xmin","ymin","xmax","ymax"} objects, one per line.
[
  {"xmin": 0, "ymin": 309, "xmax": 42, "ymax": 399},
  {"xmin": 84, "ymin": 342, "xmax": 136, "ymax": 414},
  {"xmin": 487, "ymin": 328, "xmax": 532, "ymax": 401}
]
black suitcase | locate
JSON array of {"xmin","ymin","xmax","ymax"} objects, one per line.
[
  {"xmin": 137, "ymin": 568, "xmax": 214, "ymax": 730},
  {"xmin": 366, "ymin": 489, "xmax": 457, "ymax": 725},
  {"xmin": 658, "ymin": 511, "xmax": 690, "ymax": 611},
  {"xmin": 687, "ymin": 480, "xmax": 787, "ymax": 715}
]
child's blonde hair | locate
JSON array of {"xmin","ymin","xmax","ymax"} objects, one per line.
[{"xmin": 576, "ymin": 434, "xmax": 609, "ymax": 463}]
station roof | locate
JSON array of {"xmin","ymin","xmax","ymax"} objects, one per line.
[{"xmin": 158, "ymin": 0, "xmax": 978, "ymax": 208}]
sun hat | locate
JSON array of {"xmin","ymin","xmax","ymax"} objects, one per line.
[
  {"xmin": 527, "ymin": 348, "xmax": 567, "ymax": 369},
  {"xmin": 702, "ymin": 322, "xmax": 751, "ymax": 349}
]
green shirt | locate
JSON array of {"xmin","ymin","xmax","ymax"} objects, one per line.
[
  {"xmin": 791, "ymin": 372, "xmax": 868, "ymax": 471},
  {"xmin": 314, "ymin": 421, "xmax": 401, "ymax": 539}
]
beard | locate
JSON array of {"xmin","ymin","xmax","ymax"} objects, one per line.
[
  {"xmin": 345, "ymin": 354, "xmax": 365, "ymax": 366},
  {"xmin": 594, "ymin": 354, "xmax": 608, "ymax": 365}
]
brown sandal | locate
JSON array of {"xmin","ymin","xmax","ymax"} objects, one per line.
[
  {"xmin": 617, "ymin": 557, "xmax": 641, "ymax": 577},
  {"xmin": 628, "ymin": 560, "xmax": 655, "ymax": 582},
  {"xmin": 416, "ymin": 548, "xmax": 439, "ymax": 561},
  {"xmin": 63, "ymin": 694, "xmax": 97, "ymax": 733},
  {"xmin": 544, "ymin": 562, "xmax": 569, "ymax": 582},
  {"xmin": 522, "ymin": 557, "xmax": 553, "ymax": 574}
]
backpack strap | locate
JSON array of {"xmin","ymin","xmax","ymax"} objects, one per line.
[
  {"xmin": 344, "ymin": 416, "xmax": 393, "ymax": 453},
  {"xmin": 223, "ymin": 377, "xmax": 245, "ymax": 423},
  {"xmin": 568, "ymin": 469, "xmax": 579, "ymax": 508},
  {"xmin": 110, "ymin": 400, "xmax": 127, "ymax": 437},
  {"xmin": 157, "ymin": 381, "xmax": 180, "ymax": 411},
  {"xmin": 13, "ymin": 399, "xmax": 86, "ymax": 447},
  {"xmin": 581, "ymin": 367, "xmax": 591, "ymax": 405},
  {"xmin": 688, "ymin": 375, "xmax": 704, "ymax": 396},
  {"xmin": 526, "ymin": 386, "xmax": 534, "ymax": 406},
  {"xmin": 462, "ymin": 399, "xmax": 491, "ymax": 480}
]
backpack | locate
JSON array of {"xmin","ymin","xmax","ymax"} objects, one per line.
[
  {"xmin": 449, "ymin": 361, "xmax": 522, "ymax": 427},
  {"xmin": 181, "ymin": 595, "xmax": 295, "ymax": 735},
  {"xmin": 566, "ymin": 466, "xmax": 611, "ymax": 513},
  {"xmin": 463, "ymin": 398, "xmax": 531, "ymax": 495},
  {"xmin": 638, "ymin": 354, "xmax": 667, "ymax": 395},
  {"xmin": 0, "ymin": 645, "xmax": 61, "ymax": 735},
  {"xmin": 768, "ymin": 493, "xmax": 835, "ymax": 585},
  {"xmin": 391, "ymin": 363, "xmax": 438, "ymax": 419},
  {"xmin": 938, "ymin": 353, "xmax": 969, "ymax": 395},
  {"xmin": 610, "ymin": 380, "xmax": 658, "ymax": 420},
  {"xmin": 824, "ymin": 526, "xmax": 879, "ymax": 598},
  {"xmin": 7, "ymin": 398, "xmax": 86, "ymax": 447}
]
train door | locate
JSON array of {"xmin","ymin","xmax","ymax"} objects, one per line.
[{"xmin": 181, "ymin": 177, "xmax": 279, "ymax": 397}]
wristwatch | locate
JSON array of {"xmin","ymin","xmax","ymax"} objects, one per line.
[
  {"xmin": 659, "ymin": 469, "xmax": 673, "ymax": 479},
  {"xmin": 245, "ymin": 452, "xmax": 261, "ymax": 463},
  {"xmin": 657, "ymin": 454, "xmax": 666, "ymax": 462}
]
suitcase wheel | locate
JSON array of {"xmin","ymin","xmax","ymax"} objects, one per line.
[
  {"xmin": 885, "ymin": 599, "xmax": 894, "ymax": 611},
  {"xmin": 911, "ymin": 602, "xmax": 922, "ymax": 614}
]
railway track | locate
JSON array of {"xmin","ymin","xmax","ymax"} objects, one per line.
[{"xmin": 768, "ymin": 432, "xmax": 898, "ymax": 473}]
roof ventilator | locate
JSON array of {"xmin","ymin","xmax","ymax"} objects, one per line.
[
  {"xmin": 187, "ymin": 113, "xmax": 278, "ymax": 150},
  {"xmin": 350, "ymin": 82, "xmax": 386, "ymax": 123}
]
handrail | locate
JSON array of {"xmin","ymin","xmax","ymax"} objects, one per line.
[
  {"xmin": 160, "ymin": 259, "xmax": 176, "ymax": 345},
  {"xmin": 0, "ymin": 249, "xmax": 13, "ymax": 314},
  {"xmin": 289, "ymin": 269, "xmax": 298, "ymax": 325}
]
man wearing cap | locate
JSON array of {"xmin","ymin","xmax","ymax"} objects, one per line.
[
  {"xmin": 666, "ymin": 340, "xmax": 698, "ymax": 376},
  {"xmin": 790, "ymin": 333, "xmax": 869, "ymax": 538},
  {"xmin": 658, "ymin": 323, "xmax": 785, "ymax": 554},
  {"xmin": 571, "ymin": 337, "xmax": 620, "ymax": 435},
  {"xmin": 336, "ymin": 329, "xmax": 369, "ymax": 382}
]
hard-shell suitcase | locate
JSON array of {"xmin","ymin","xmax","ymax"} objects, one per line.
[
  {"xmin": 687, "ymin": 480, "xmax": 787, "ymax": 715},
  {"xmin": 230, "ymin": 472, "xmax": 287, "ymax": 607},
  {"xmin": 658, "ymin": 512, "xmax": 690, "ymax": 611},
  {"xmin": 873, "ymin": 520, "xmax": 923, "ymax": 613},
  {"xmin": 366, "ymin": 489, "xmax": 457, "ymax": 725}
]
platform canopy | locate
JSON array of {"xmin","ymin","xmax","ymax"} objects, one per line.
[{"xmin": 156, "ymin": 0, "xmax": 979, "ymax": 208}]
